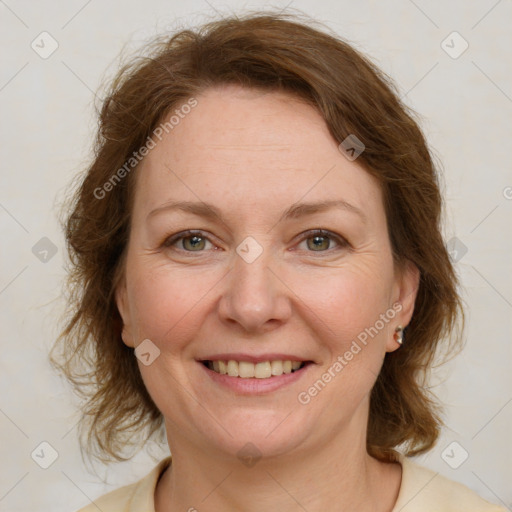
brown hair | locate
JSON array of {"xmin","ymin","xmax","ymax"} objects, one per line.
[{"xmin": 51, "ymin": 9, "xmax": 464, "ymax": 463}]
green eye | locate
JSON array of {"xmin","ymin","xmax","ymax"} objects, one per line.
[
  {"xmin": 181, "ymin": 234, "xmax": 207, "ymax": 251},
  {"xmin": 307, "ymin": 234, "xmax": 331, "ymax": 251},
  {"xmin": 163, "ymin": 230, "xmax": 214, "ymax": 252},
  {"xmin": 163, "ymin": 229, "xmax": 349, "ymax": 255},
  {"xmin": 299, "ymin": 229, "xmax": 348, "ymax": 252}
]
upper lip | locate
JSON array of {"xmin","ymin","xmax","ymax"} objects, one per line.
[{"xmin": 198, "ymin": 353, "xmax": 312, "ymax": 364}]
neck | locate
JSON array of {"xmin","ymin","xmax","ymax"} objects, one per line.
[{"xmin": 155, "ymin": 425, "xmax": 402, "ymax": 512}]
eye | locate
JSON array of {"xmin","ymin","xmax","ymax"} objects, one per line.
[
  {"xmin": 296, "ymin": 229, "xmax": 348, "ymax": 253},
  {"xmin": 163, "ymin": 230, "xmax": 216, "ymax": 252},
  {"xmin": 162, "ymin": 229, "xmax": 349, "ymax": 255}
]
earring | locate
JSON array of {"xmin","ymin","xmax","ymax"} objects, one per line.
[{"xmin": 394, "ymin": 325, "xmax": 404, "ymax": 346}]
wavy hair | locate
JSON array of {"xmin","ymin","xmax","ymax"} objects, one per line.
[{"xmin": 50, "ymin": 9, "xmax": 464, "ymax": 463}]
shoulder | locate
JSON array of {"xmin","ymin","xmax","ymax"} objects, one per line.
[
  {"xmin": 75, "ymin": 457, "xmax": 171, "ymax": 512},
  {"xmin": 394, "ymin": 454, "xmax": 506, "ymax": 512}
]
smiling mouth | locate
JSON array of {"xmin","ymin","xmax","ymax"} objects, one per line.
[{"xmin": 201, "ymin": 360, "xmax": 311, "ymax": 379}]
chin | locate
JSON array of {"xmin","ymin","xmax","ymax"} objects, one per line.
[{"xmin": 192, "ymin": 408, "xmax": 314, "ymax": 462}]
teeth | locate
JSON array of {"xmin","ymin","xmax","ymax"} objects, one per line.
[
  {"xmin": 207, "ymin": 359, "xmax": 305, "ymax": 378},
  {"xmin": 227, "ymin": 360, "xmax": 239, "ymax": 377},
  {"xmin": 238, "ymin": 361, "xmax": 255, "ymax": 378},
  {"xmin": 255, "ymin": 361, "xmax": 271, "ymax": 378},
  {"xmin": 271, "ymin": 360, "xmax": 283, "ymax": 375}
]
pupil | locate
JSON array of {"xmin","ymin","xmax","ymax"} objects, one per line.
[
  {"xmin": 310, "ymin": 236, "xmax": 328, "ymax": 250},
  {"xmin": 186, "ymin": 236, "xmax": 203, "ymax": 250},
  {"xmin": 184, "ymin": 235, "xmax": 330, "ymax": 251}
]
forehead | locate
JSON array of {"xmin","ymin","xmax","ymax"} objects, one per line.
[{"xmin": 132, "ymin": 85, "xmax": 384, "ymax": 224}]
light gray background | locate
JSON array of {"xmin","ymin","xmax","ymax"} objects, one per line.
[{"xmin": 1, "ymin": 0, "xmax": 511, "ymax": 511}]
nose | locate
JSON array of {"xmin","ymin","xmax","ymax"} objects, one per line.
[{"xmin": 217, "ymin": 243, "xmax": 292, "ymax": 334}]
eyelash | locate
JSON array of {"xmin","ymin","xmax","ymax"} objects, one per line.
[{"xmin": 162, "ymin": 229, "xmax": 349, "ymax": 255}]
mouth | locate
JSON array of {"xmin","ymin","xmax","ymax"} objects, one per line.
[{"xmin": 201, "ymin": 359, "xmax": 312, "ymax": 379}]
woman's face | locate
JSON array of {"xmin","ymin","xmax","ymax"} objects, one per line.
[{"xmin": 116, "ymin": 84, "xmax": 419, "ymax": 460}]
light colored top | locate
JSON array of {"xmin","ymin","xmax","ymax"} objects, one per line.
[{"xmin": 76, "ymin": 453, "xmax": 506, "ymax": 511}]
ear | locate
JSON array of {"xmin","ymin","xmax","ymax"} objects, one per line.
[
  {"xmin": 115, "ymin": 278, "xmax": 135, "ymax": 348},
  {"xmin": 386, "ymin": 260, "xmax": 420, "ymax": 353}
]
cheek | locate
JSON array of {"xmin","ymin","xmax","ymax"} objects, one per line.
[
  {"xmin": 126, "ymin": 244, "xmax": 395, "ymax": 348},
  {"xmin": 298, "ymin": 260, "xmax": 394, "ymax": 339},
  {"xmin": 126, "ymin": 262, "xmax": 218, "ymax": 347},
  {"xmin": 305, "ymin": 275, "xmax": 392, "ymax": 397},
  {"xmin": 128, "ymin": 257, "xmax": 394, "ymax": 337},
  {"xmin": 296, "ymin": 261, "xmax": 395, "ymax": 399}
]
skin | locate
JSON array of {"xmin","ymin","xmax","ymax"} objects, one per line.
[{"xmin": 116, "ymin": 84, "xmax": 420, "ymax": 512}]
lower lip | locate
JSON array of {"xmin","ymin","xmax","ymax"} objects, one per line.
[{"xmin": 199, "ymin": 362, "xmax": 313, "ymax": 394}]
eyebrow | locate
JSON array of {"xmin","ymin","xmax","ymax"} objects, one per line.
[{"xmin": 147, "ymin": 199, "xmax": 366, "ymax": 224}]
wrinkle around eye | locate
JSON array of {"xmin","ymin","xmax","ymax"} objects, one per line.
[
  {"xmin": 157, "ymin": 230, "xmax": 355, "ymax": 262},
  {"xmin": 161, "ymin": 230, "xmax": 219, "ymax": 252}
]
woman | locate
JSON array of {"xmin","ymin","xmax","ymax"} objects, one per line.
[{"xmin": 51, "ymin": 11, "xmax": 506, "ymax": 512}]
